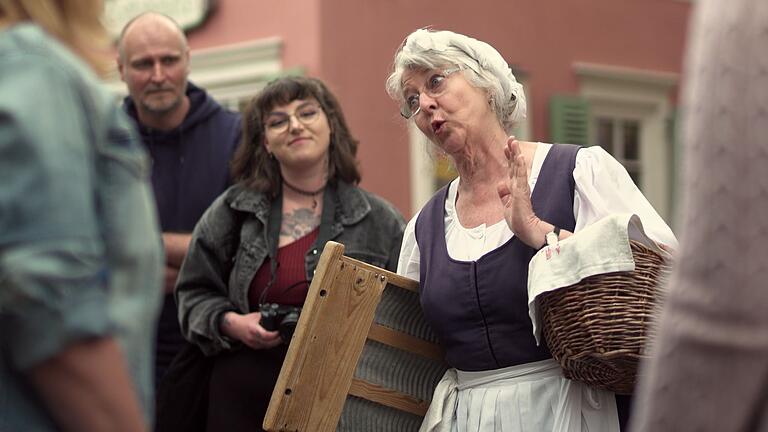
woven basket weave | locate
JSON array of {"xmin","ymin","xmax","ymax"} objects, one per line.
[{"xmin": 538, "ymin": 240, "xmax": 671, "ymax": 394}]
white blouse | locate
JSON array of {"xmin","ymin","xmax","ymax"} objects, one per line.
[{"xmin": 397, "ymin": 143, "xmax": 678, "ymax": 280}]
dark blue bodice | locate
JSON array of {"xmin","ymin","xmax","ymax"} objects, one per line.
[{"xmin": 415, "ymin": 144, "xmax": 580, "ymax": 371}]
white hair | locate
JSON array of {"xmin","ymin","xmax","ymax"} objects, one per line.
[{"xmin": 385, "ymin": 28, "xmax": 526, "ymax": 134}]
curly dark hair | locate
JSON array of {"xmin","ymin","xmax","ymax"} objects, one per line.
[{"xmin": 231, "ymin": 76, "xmax": 361, "ymax": 197}]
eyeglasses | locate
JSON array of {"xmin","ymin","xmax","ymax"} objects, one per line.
[
  {"xmin": 400, "ymin": 67, "xmax": 463, "ymax": 119},
  {"xmin": 264, "ymin": 103, "xmax": 322, "ymax": 134}
]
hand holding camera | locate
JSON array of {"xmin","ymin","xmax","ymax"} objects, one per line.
[
  {"xmin": 259, "ymin": 303, "xmax": 302, "ymax": 343},
  {"xmin": 219, "ymin": 311, "xmax": 282, "ymax": 350}
]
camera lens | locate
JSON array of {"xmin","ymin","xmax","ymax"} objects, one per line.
[{"xmin": 279, "ymin": 310, "xmax": 301, "ymax": 342}]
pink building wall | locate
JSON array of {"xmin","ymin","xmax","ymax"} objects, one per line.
[
  {"xmin": 187, "ymin": 0, "xmax": 324, "ymax": 76},
  {"xmin": 186, "ymin": 0, "xmax": 692, "ymax": 216}
]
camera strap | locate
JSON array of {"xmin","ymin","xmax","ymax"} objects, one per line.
[
  {"xmin": 259, "ymin": 183, "xmax": 338, "ymax": 306},
  {"xmin": 315, "ymin": 182, "xmax": 336, "ymax": 259},
  {"xmin": 258, "ymin": 192, "xmax": 284, "ymax": 306}
]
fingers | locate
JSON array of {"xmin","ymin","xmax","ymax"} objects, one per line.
[
  {"xmin": 505, "ymin": 136, "xmax": 523, "ymax": 179},
  {"xmin": 499, "ymin": 136, "xmax": 526, "ymax": 206},
  {"xmin": 497, "ymin": 181, "xmax": 512, "ymax": 206},
  {"xmin": 249, "ymin": 321, "xmax": 281, "ymax": 348},
  {"xmin": 235, "ymin": 312, "xmax": 283, "ymax": 349},
  {"xmin": 243, "ymin": 329, "xmax": 281, "ymax": 350},
  {"xmin": 504, "ymin": 136, "xmax": 520, "ymax": 157},
  {"xmin": 513, "ymin": 151, "xmax": 527, "ymax": 184}
]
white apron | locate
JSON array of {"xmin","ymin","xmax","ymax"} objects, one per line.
[{"xmin": 420, "ymin": 359, "xmax": 619, "ymax": 432}]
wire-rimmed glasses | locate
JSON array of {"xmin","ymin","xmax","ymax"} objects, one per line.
[
  {"xmin": 400, "ymin": 67, "xmax": 463, "ymax": 119},
  {"xmin": 265, "ymin": 103, "xmax": 323, "ymax": 134}
]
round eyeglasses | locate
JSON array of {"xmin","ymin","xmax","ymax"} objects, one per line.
[
  {"xmin": 264, "ymin": 103, "xmax": 322, "ymax": 134},
  {"xmin": 400, "ymin": 67, "xmax": 463, "ymax": 119}
]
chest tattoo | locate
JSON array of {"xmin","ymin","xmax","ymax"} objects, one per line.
[{"xmin": 281, "ymin": 208, "xmax": 320, "ymax": 240}]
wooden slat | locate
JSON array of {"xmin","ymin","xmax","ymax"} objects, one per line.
[
  {"xmin": 384, "ymin": 272, "xmax": 419, "ymax": 293},
  {"xmin": 348, "ymin": 378, "xmax": 430, "ymax": 417},
  {"xmin": 264, "ymin": 242, "xmax": 388, "ymax": 431},
  {"xmin": 338, "ymin": 255, "xmax": 419, "ymax": 293},
  {"xmin": 367, "ymin": 324, "xmax": 443, "ymax": 362}
]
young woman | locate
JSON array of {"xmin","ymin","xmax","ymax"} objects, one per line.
[{"xmin": 175, "ymin": 76, "xmax": 405, "ymax": 431}]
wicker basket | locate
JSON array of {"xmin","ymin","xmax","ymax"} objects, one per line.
[{"xmin": 538, "ymin": 240, "xmax": 672, "ymax": 394}]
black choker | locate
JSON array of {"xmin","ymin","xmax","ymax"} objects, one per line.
[{"xmin": 282, "ymin": 179, "xmax": 326, "ymax": 209}]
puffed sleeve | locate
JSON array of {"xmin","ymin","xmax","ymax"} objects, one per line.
[
  {"xmin": 396, "ymin": 212, "xmax": 422, "ymax": 280},
  {"xmin": 572, "ymin": 146, "xmax": 678, "ymax": 248},
  {"xmin": 0, "ymin": 61, "xmax": 111, "ymax": 370}
]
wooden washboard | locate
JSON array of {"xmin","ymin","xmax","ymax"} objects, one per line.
[{"xmin": 263, "ymin": 241, "xmax": 447, "ymax": 431}]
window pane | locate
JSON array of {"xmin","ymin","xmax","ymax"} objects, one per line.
[
  {"xmin": 623, "ymin": 120, "xmax": 640, "ymax": 160},
  {"xmin": 596, "ymin": 118, "xmax": 614, "ymax": 154}
]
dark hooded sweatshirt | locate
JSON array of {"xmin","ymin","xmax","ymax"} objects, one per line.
[{"xmin": 123, "ymin": 82, "xmax": 241, "ymax": 384}]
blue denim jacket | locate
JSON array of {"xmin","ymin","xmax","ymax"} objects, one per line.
[
  {"xmin": 176, "ymin": 181, "xmax": 405, "ymax": 355},
  {"xmin": 0, "ymin": 24, "xmax": 163, "ymax": 431}
]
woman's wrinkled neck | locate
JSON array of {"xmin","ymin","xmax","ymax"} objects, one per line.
[{"xmin": 452, "ymin": 124, "xmax": 508, "ymax": 184}]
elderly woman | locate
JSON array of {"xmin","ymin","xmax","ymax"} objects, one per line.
[
  {"xmin": 175, "ymin": 76, "xmax": 405, "ymax": 431},
  {"xmin": 386, "ymin": 29, "xmax": 677, "ymax": 431},
  {"xmin": 1, "ymin": 1, "xmax": 162, "ymax": 430}
]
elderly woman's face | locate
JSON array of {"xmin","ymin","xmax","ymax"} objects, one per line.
[
  {"xmin": 401, "ymin": 67, "xmax": 492, "ymax": 154},
  {"xmin": 263, "ymin": 98, "xmax": 331, "ymax": 171}
]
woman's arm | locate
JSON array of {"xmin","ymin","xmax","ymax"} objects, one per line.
[
  {"xmin": 0, "ymin": 62, "xmax": 152, "ymax": 429},
  {"xmin": 162, "ymin": 232, "xmax": 193, "ymax": 293},
  {"xmin": 29, "ymin": 338, "xmax": 146, "ymax": 432},
  {"xmin": 572, "ymin": 146, "xmax": 677, "ymax": 248},
  {"xmin": 499, "ymin": 138, "xmax": 676, "ymax": 250},
  {"xmin": 175, "ymin": 198, "xmax": 242, "ymax": 355},
  {"xmin": 498, "ymin": 138, "xmax": 575, "ymax": 249}
]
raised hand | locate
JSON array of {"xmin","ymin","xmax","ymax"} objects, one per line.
[{"xmin": 497, "ymin": 136, "xmax": 543, "ymax": 248}]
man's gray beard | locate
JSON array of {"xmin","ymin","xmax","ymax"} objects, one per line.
[{"xmin": 141, "ymin": 96, "xmax": 182, "ymax": 116}]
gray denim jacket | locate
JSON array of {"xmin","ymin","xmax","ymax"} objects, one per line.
[{"xmin": 176, "ymin": 181, "xmax": 405, "ymax": 355}]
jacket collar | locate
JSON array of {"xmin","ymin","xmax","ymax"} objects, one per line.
[{"xmin": 227, "ymin": 180, "xmax": 370, "ymax": 226}]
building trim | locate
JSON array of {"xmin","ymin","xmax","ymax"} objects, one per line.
[{"xmin": 574, "ymin": 62, "xmax": 678, "ymax": 88}]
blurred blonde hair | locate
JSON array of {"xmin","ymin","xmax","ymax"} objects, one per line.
[{"xmin": 0, "ymin": 0, "xmax": 110, "ymax": 75}]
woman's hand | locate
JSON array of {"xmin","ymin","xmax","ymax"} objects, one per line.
[
  {"xmin": 220, "ymin": 311, "xmax": 282, "ymax": 350},
  {"xmin": 497, "ymin": 137, "xmax": 545, "ymax": 248}
]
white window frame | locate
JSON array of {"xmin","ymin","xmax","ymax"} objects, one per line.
[
  {"xmin": 575, "ymin": 62, "xmax": 677, "ymax": 221},
  {"xmin": 594, "ymin": 116, "xmax": 643, "ymax": 183}
]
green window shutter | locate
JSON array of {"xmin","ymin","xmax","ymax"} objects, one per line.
[{"xmin": 549, "ymin": 95, "xmax": 590, "ymax": 145}]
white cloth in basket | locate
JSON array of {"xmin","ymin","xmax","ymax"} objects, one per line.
[{"xmin": 527, "ymin": 213, "xmax": 664, "ymax": 345}]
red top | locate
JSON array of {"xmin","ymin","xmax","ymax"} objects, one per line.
[{"xmin": 248, "ymin": 227, "xmax": 319, "ymax": 310}]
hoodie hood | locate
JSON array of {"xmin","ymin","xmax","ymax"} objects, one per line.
[{"xmin": 120, "ymin": 80, "xmax": 241, "ymax": 234}]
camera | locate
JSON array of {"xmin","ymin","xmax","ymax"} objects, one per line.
[{"xmin": 259, "ymin": 303, "xmax": 302, "ymax": 343}]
